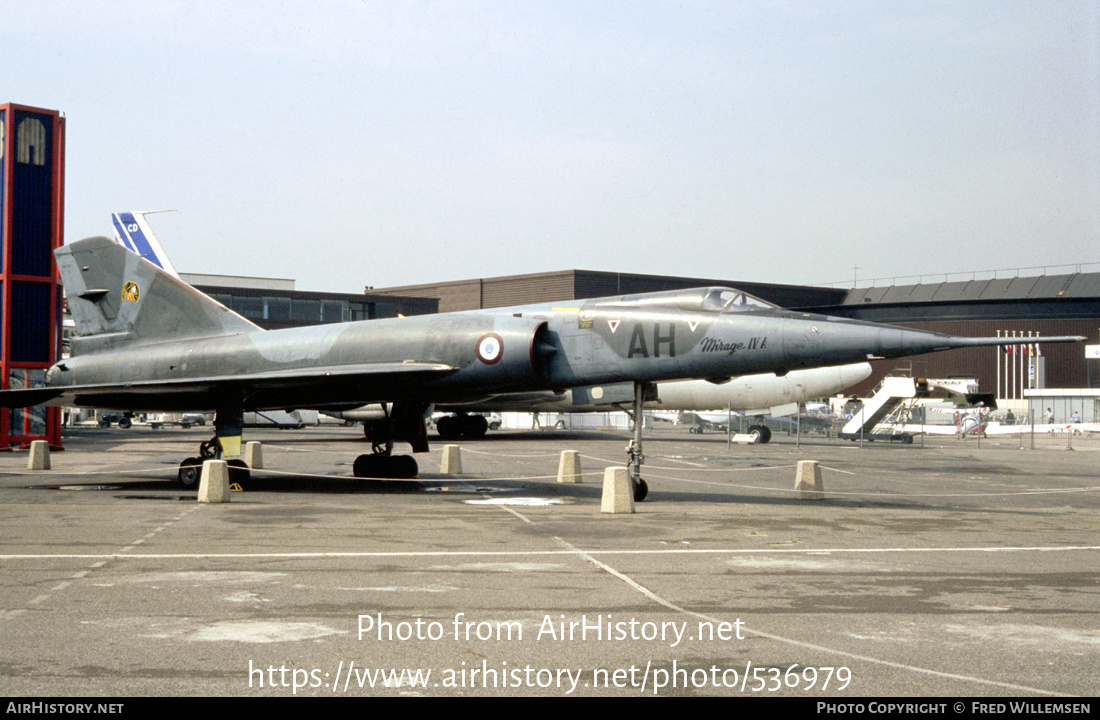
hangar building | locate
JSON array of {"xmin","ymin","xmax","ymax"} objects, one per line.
[{"xmin": 181, "ymin": 273, "xmax": 438, "ymax": 330}]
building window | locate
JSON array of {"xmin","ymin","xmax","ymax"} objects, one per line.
[
  {"xmin": 232, "ymin": 296, "xmax": 264, "ymax": 320},
  {"xmin": 321, "ymin": 301, "xmax": 347, "ymax": 323},
  {"xmin": 265, "ymin": 297, "xmax": 291, "ymax": 322},
  {"xmin": 292, "ymin": 299, "xmax": 321, "ymax": 323}
]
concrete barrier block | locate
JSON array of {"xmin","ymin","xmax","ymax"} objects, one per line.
[
  {"xmin": 441, "ymin": 444, "xmax": 462, "ymax": 474},
  {"xmin": 795, "ymin": 460, "xmax": 824, "ymax": 500},
  {"xmin": 243, "ymin": 441, "xmax": 263, "ymax": 469},
  {"xmin": 199, "ymin": 460, "xmax": 231, "ymax": 503},
  {"xmin": 27, "ymin": 440, "xmax": 50, "ymax": 470},
  {"xmin": 732, "ymin": 433, "xmax": 758, "ymax": 444},
  {"xmin": 557, "ymin": 450, "xmax": 581, "ymax": 484},
  {"xmin": 600, "ymin": 467, "xmax": 635, "ymax": 514}
]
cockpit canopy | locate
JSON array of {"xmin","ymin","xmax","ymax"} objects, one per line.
[
  {"xmin": 702, "ymin": 288, "xmax": 777, "ymax": 312},
  {"xmin": 596, "ymin": 286, "xmax": 779, "ymax": 313}
]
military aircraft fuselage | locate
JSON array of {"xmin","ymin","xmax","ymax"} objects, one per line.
[{"xmin": 46, "ymin": 284, "xmax": 1053, "ymax": 413}]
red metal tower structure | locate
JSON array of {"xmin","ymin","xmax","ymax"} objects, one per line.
[{"xmin": 1, "ymin": 103, "xmax": 64, "ymax": 449}]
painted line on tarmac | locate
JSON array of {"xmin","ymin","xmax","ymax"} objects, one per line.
[
  {"xmin": 642, "ymin": 468, "xmax": 1100, "ymax": 498},
  {"xmin": 3, "ymin": 544, "xmax": 1097, "ymax": 560},
  {"xmin": 551, "ymin": 536, "xmax": 1072, "ymax": 697},
  {"xmin": 1, "ymin": 504, "xmax": 204, "ymax": 620}
]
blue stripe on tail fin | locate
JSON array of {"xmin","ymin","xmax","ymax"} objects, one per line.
[{"xmin": 111, "ymin": 211, "xmax": 180, "ymax": 278}]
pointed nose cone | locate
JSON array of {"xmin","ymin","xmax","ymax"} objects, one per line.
[
  {"xmin": 868, "ymin": 324, "xmax": 966, "ymax": 357},
  {"xmin": 782, "ymin": 316, "xmax": 961, "ymax": 367},
  {"xmin": 794, "ymin": 315, "xmax": 1084, "ymax": 366},
  {"xmin": 844, "ymin": 322, "xmax": 977, "ymax": 360},
  {"xmin": 840, "ymin": 362, "xmax": 873, "ymax": 387}
]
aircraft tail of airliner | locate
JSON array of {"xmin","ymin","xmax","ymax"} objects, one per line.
[{"xmin": 111, "ymin": 211, "xmax": 180, "ymax": 278}]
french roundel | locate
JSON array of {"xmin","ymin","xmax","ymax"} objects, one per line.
[{"xmin": 476, "ymin": 333, "xmax": 504, "ymax": 364}]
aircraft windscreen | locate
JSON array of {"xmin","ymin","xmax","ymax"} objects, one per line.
[
  {"xmin": 703, "ymin": 289, "xmax": 777, "ymax": 312},
  {"xmin": 592, "ymin": 286, "xmax": 781, "ymax": 313}
]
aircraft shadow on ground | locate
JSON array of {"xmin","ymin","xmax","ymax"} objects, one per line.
[{"xmin": 13, "ymin": 470, "xmax": 1026, "ymax": 513}]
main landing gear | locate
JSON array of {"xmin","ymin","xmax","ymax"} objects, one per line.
[
  {"xmin": 435, "ymin": 413, "xmax": 489, "ymax": 440},
  {"xmin": 353, "ymin": 402, "xmax": 428, "ymax": 480},
  {"xmin": 177, "ymin": 437, "xmax": 250, "ymax": 488},
  {"xmin": 353, "ymin": 441, "xmax": 419, "ymax": 479},
  {"xmin": 177, "ymin": 408, "xmax": 250, "ymax": 489},
  {"xmin": 172, "ymin": 402, "xmax": 427, "ymax": 486}
]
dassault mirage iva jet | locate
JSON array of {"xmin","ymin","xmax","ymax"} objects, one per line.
[{"xmin": 0, "ymin": 236, "xmax": 1084, "ymax": 500}]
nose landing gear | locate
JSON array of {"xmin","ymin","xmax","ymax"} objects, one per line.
[{"xmin": 627, "ymin": 382, "xmax": 653, "ymax": 502}]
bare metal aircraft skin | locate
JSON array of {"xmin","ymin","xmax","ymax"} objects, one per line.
[
  {"xmin": 8, "ymin": 237, "xmax": 1082, "ymax": 414},
  {"xmin": 0, "ymin": 236, "xmax": 1084, "ymax": 490}
]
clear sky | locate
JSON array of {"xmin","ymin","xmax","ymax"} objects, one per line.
[{"xmin": 6, "ymin": 1, "xmax": 1099, "ymax": 293}]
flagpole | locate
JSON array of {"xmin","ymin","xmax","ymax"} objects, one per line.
[
  {"xmin": 1011, "ymin": 331, "xmax": 1017, "ymax": 402},
  {"xmin": 996, "ymin": 330, "xmax": 1001, "ymax": 403}
]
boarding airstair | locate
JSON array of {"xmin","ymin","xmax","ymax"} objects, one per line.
[{"xmin": 840, "ymin": 376, "xmax": 931, "ymax": 443}]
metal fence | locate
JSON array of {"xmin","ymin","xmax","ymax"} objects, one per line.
[
  {"xmin": 754, "ymin": 408, "xmax": 1100, "ymax": 451},
  {"xmin": 1025, "ymin": 423, "xmax": 1100, "ymax": 450}
]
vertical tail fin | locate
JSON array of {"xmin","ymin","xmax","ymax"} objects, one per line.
[{"xmin": 59, "ymin": 236, "xmax": 259, "ymax": 354}]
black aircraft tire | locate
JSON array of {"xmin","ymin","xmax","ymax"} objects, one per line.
[
  {"xmin": 435, "ymin": 417, "xmax": 458, "ymax": 440},
  {"xmin": 437, "ymin": 415, "xmax": 488, "ymax": 440},
  {"xmin": 353, "ymin": 454, "xmax": 380, "ymax": 478},
  {"xmin": 749, "ymin": 425, "xmax": 772, "ymax": 444},
  {"xmin": 467, "ymin": 415, "xmax": 489, "ymax": 438},
  {"xmin": 353, "ymin": 454, "xmax": 419, "ymax": 479},
  {"xmin": 178, "ymin": 457, "xmax": 203, "ymax": 489},
  {"xmin": 633, "ymin": 478, "xmax": 648, "ymax": 502},
  {"xmin": 395, "ymin": 455, "xmax": 419, "ymax": 478}
]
